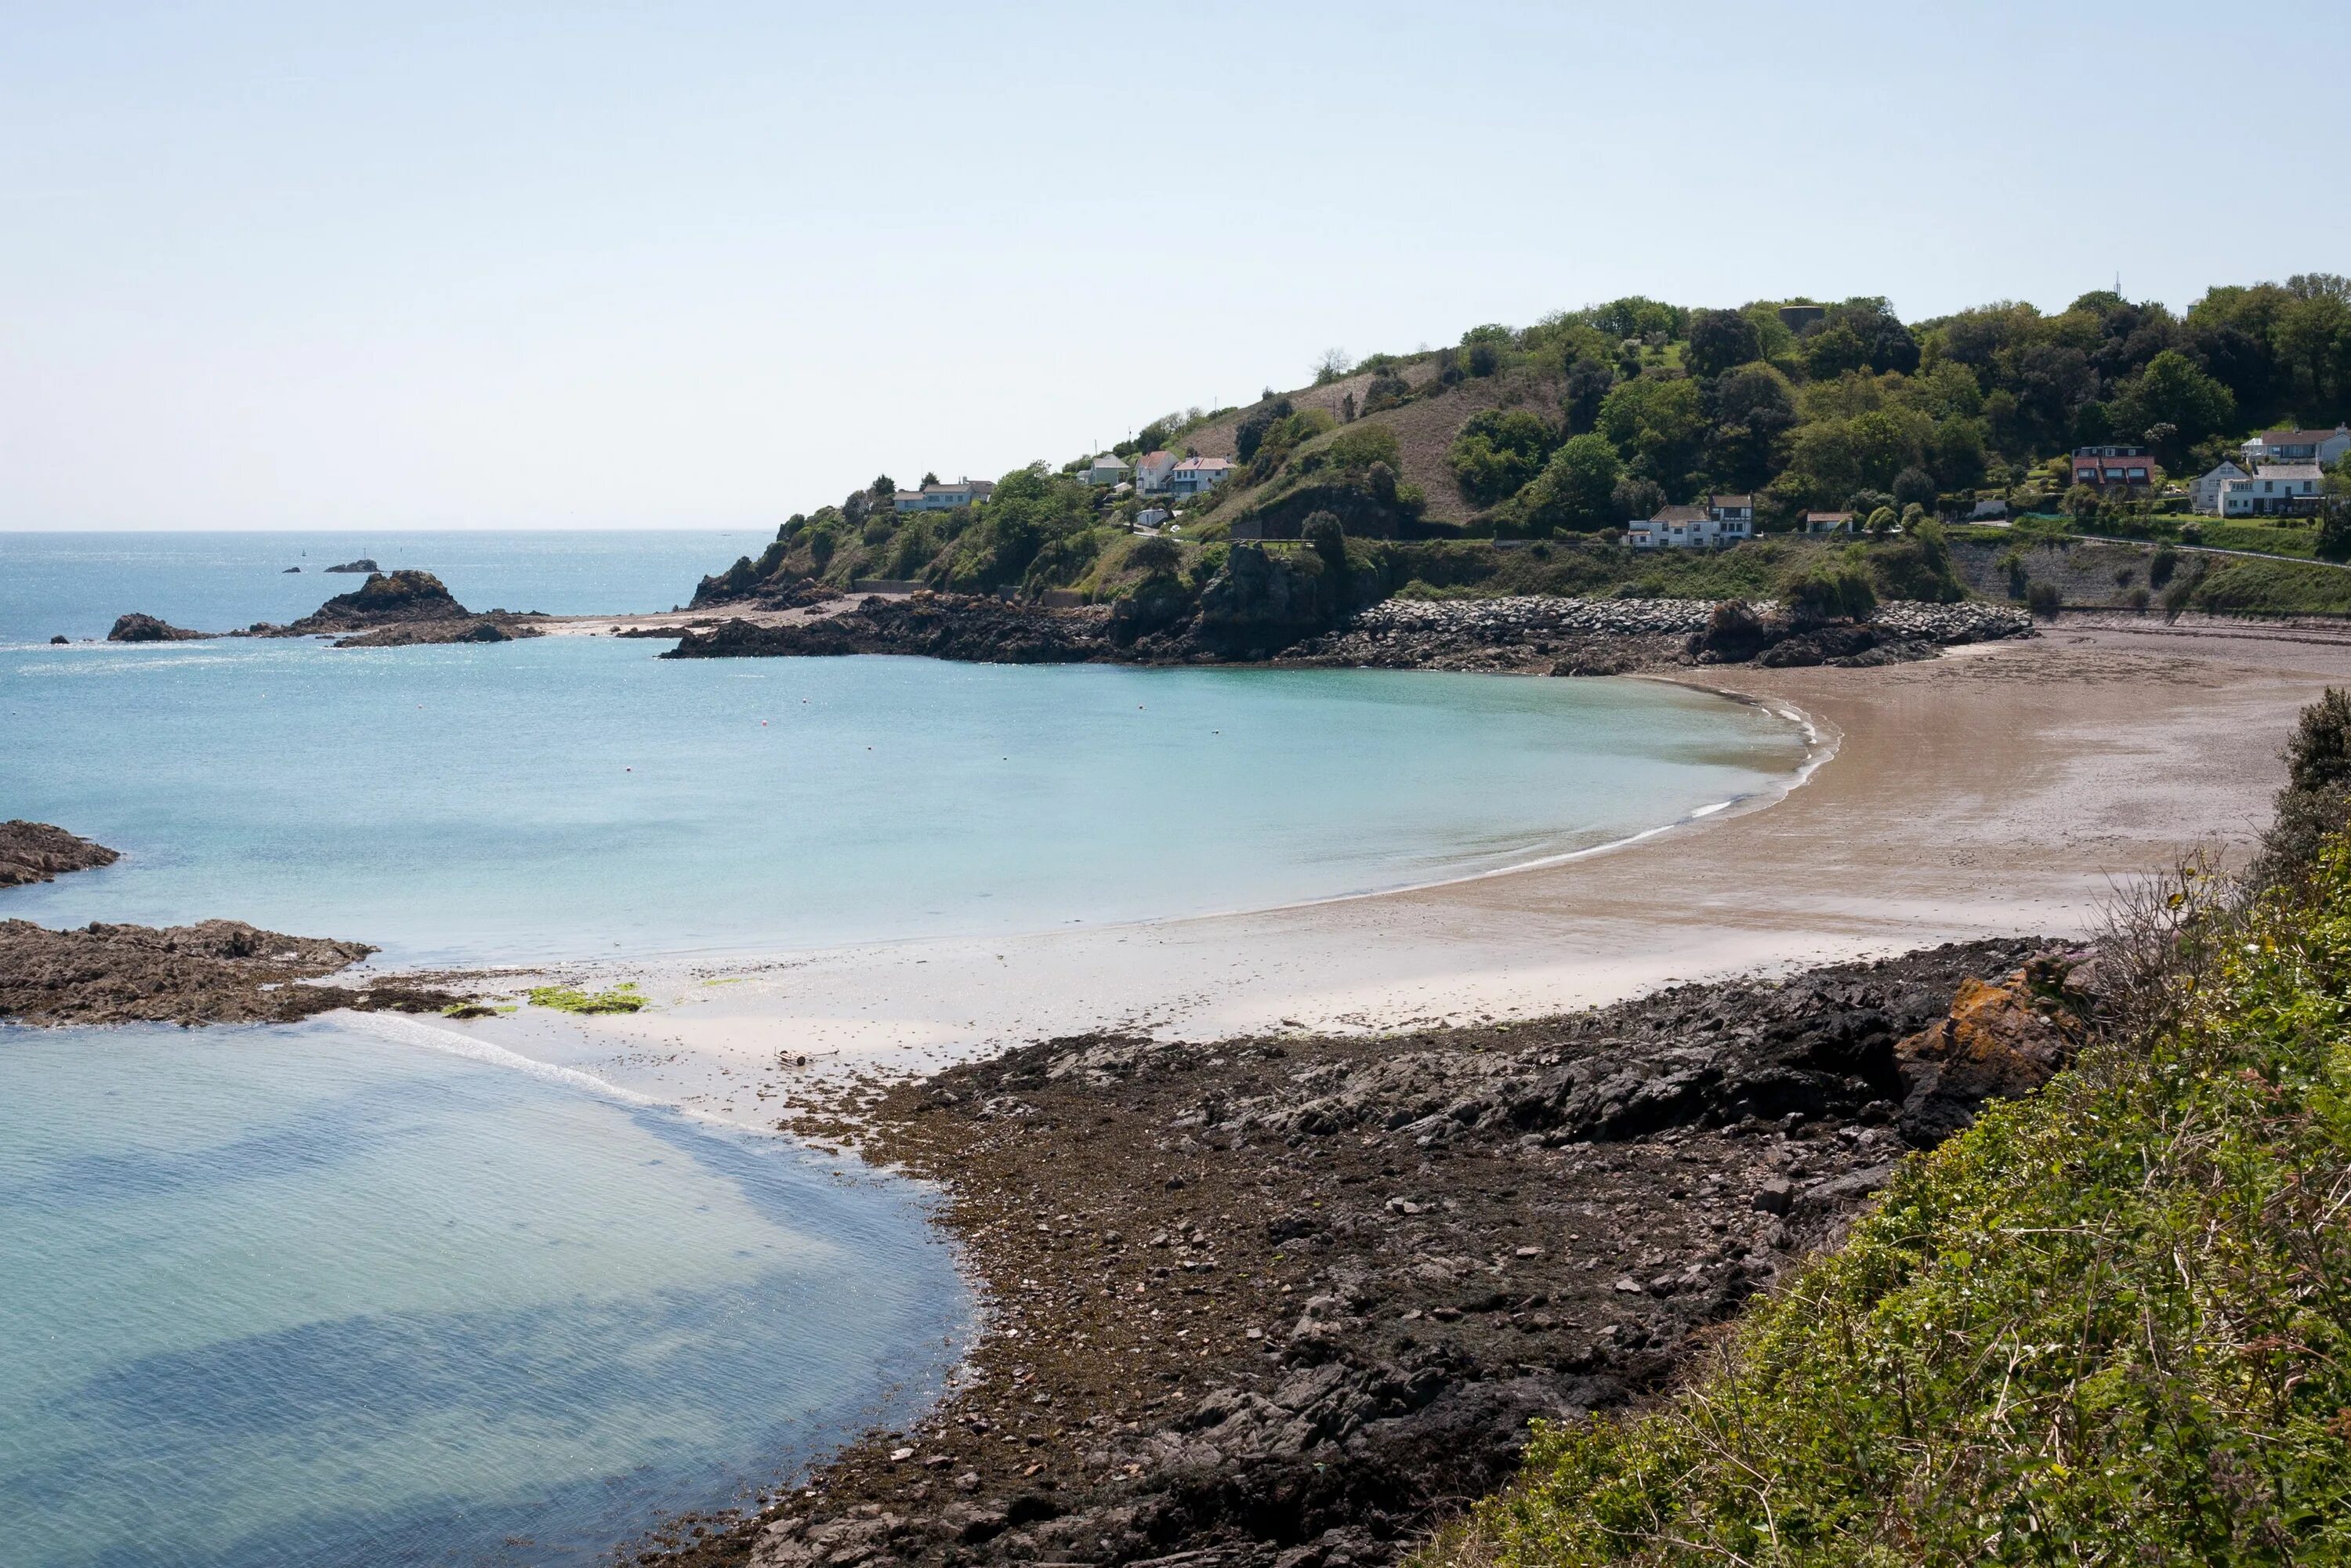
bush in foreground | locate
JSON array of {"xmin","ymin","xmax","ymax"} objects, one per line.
[{"xmin": 1438, "ymin": 831, "xmax": 2351, "ymax": 1564}]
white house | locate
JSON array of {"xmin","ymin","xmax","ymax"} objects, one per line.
[
  {"xmin": 1802, "ymin": 511, "xmax": 1857, "ymax": 534},
  {"xmin": 1631, "ymin": 499, "xmax": 1750, "ymax": 549},
  {"xmin": 2218, "ymin": 463, "xmax": 2324, "ymax": 517},
  {"xmin": 1132, "ymin": 451, "xmax": 1180, "ymax": 494},
  {"xmin": 1167, "ymin": 456, "xmax": 1233, "ymax": 496},
  {"xmin": 1083, "ymin": 454, "xmax": 1132, "ymax": 486},
  {"xmin": 2241, "ymin": 424, "xmax": 2351, "ymax": 469},
  {"xmin": 2192, "ymin": 461, "xmax": 2248, "ymax": 515},
  {"xmin": 892, "ymin": 478, "xmax": 996, "ymax": 513},
  {"xmin": 1136, "ymin": 507, "xmax": 1172, "ymax": 529}
]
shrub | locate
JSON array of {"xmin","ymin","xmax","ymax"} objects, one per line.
[
  {"xmin": 2027, "ymin": 578, "xmax": 2062, "ymax": 617},
  {"xmin": 1126, "ymin": 534, "xmax": 1181, "ymax": 578},
  {"xmin": 2150, "ymin": 542, "xmax": 2179, "ymax": 587},
  {"xmin": 1451, "ymin": 823, "xmax": 2351, "ymax": 1567},
  {"xmin": 1235, "ymin": 397, "xmax": 1294, "ymax": 463},
  {"xmin": 1447, "ymin": 409, "xmax": 1560, "ymax": 505},
  {"xmin": 1324, "ymin": 422, "xmax": 1400, "ymax": 473},
  {"xmin": 1784, "ymin": 556, "xmax": 1877, "ymax": 624}
]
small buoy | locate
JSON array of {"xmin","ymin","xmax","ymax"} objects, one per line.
[{"xmin": 761, "ymin": 720, "xmax": 768, "ymax": 726}]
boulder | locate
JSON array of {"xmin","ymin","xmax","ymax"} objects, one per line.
[{"xmin": 1893, "ymin": 962, "xmax": 2081, "ymax": 1146}]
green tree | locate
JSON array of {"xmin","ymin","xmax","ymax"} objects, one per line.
[
  {"xmin": 2114, "ymin": 349, "xmax": 2237, "ymax": 469},
  {"xmin": 1524, "ymin": 433, "xmax": 1623, "ymax": 533},
  {"xmin": 1127, "ymin": 534, "xmax": 1182, "ymax": 577},
  {"xmin": 1686, "ymin": 308, "xmax": 1763, "ymax": 378},
  {"xmin": 1447, "ymin": 408, "xmax": 1559, "ymax": 505},
  {"xmin": 1597, "ymin": 377, "xmax": 1707, "ymax": 494}
]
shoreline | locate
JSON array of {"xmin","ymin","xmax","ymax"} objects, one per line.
[
  {"xmin": 11, "ymin": 614, "xmax": 2351, "ymax": 1566},
  {"xmin": 397, "ymin": 618, "xmax": 2343, "ymax": 1135}
]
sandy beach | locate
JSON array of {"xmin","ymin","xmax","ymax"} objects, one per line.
[{"xmin": 393, "ymin": 617, "xmax": 2346, "ymax": 1127}]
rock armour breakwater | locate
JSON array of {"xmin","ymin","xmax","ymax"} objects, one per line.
[{"xmin": 665, "ymin": 592, "xmax": 2031, "ymax": 675}]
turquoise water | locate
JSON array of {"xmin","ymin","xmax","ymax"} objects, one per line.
[
  {"xmin": 0, "ymin": 530, "xmax": 752, "ymax": 644},
  {"xmin": 0, "ymin": 531, "xmax": 1807, "ymax": 1565},
  {"xmin": 0, "ymin": 1019, "xmax": 969, "ymax": 1568}
]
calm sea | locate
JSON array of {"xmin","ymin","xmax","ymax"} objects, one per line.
[{"xmin": 0, "ymin": 531, "xmax": 1806, "ymax": 1565}]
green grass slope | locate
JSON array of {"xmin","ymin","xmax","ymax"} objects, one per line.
[{"xmin": 1440, "ymin": 847, "xmax": 2351, "ymax": 1565}]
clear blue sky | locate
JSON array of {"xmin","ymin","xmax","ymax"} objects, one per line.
[{"xmin": 5, "ymin": 1, "xmax": 2345, "ymax": 531}]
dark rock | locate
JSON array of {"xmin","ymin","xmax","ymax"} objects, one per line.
[
  {"xmin": 49, "ymin": 634, "xmax": 67, "ymax": 643},
  {"xmin": 107, "ymin": 613, "xmax": 211, "ymax": 643},
  {"xmin": 1751, "ymin": 1178, "xmax": 1793, "ymax": 1215},
  {"xmin": 322, "ymin": 558, "xmax": 379, "ymax": 573}
]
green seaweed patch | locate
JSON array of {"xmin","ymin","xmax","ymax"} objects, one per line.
[
  {"xmin": 440, "ymin": 1001, "xmax": 502, "ymax": 1020},
  {"xmin": 525, "ymin": 982, "xmax": 647, "ymax": 1015}
]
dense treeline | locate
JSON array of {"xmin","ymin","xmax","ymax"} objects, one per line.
[{"xmin": 1414, "ymin": 275, "xmax": 2351, "ymax": 531}]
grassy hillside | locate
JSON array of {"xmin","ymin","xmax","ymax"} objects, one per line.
[
  {"xmin": 1428, "ymin": 802, "xmax": 2351, "ymax": 1563},
  {"xmin": 694, "ymin": 277, "xmax": 2350, "ymax": 614}
]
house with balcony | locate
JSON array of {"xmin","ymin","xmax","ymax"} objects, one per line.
[
  {"xmin": 1167, "ymin": 456, "xmax": 1233, "ymax": 496},
  {"xmin": 2241, "ymin": 424, "xmax": 2351, "ymax": 469},
  {"xmin": 891, "ymin": 478, "xmax": 996, "ymax": 513},
  {"xmin": 2218, "ymin": 464, "xmax": 2325, "ymax": 517},
  {"xmin": 2070, "ymin": 445, "xmax": 2155, "ymax": 488},
  {"xmin": 1629, "ymin": 498, "xmax": 1751, "ymax": 549}
]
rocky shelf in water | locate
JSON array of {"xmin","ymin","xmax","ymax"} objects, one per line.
[
  {"xmin": 108, "ymin": 571, "xmax": 549, "ymax": 649},
  {"xmin": 643, "ymin": 938, "xmax": 2092, "ymax": 1568},
  {"xmin": 0, "ymin": 917, "xmax": 469, "ymax": 1026},
  {"xmin": 0, "ymin": 821, "xmax": 120, "ymax": 889}
]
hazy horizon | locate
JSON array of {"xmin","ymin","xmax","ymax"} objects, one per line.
[{"xmin": 7, "ymin": 0, "xmax": 2346, "ymax": 533}]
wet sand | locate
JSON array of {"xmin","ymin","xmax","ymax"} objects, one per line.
[{"xmin": 408, "ymin": 619, "xmax": 2345, "ymax": 1124}]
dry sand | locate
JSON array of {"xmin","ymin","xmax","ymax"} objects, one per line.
[{"xmin": 399, "ymin": 621, "xmax": 2348, "ymax": 1126}]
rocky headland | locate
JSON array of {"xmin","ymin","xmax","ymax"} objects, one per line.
[
  {"xmin": 0, "ymin": 821, "xmax": 120, "ymax": 888},
  {"xmin": 642, "ymin": 938, "xmax": 2086, "ymax": 1568},
  {"xmin": 0, "ymin": 918, "xmax": 465, "ymax": 1026}
]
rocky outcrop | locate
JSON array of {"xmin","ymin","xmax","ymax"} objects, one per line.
[
  {"xmin": 1893, "ymin": 957, "xmax": 2085, "ymax": 1146},
  {"xmin": 665, "ymin": 596, "xmax": 1115, "ymax": 664},
  {"xmin": 655, "ymin": 939, "xmax": 2085, "ymax": 1568},
  {"xmin": 223, "ymin": 571, "xmax": 548, "ymax": 645},
  {"xmin": 107, "ymin": 613, "xmax": 212, "ymax": 643},
  {"xmin": 331, "ymin": 617, "xmax": 531, "ymax": 647},
  {"xmin": 323, "ymin": 557, "xmax": 379, "ymax": 574},
  {"xmin": 0, "ymin": 822, "xmax": 119, "ymax": 888},
  {"xmin": 0, "ymin": 918, "xmax": 472, "ymax": 1026},
  {"xmin": 284, "ymin": 570, "xmax": 466, "ymax": 631}
]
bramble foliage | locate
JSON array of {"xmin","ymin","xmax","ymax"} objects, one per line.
[
  {"xmin": 1782, "ymin": 552, "xmax": 1877, "ymax": 623},
  {"xmin": 1447, "ymin": 409, "xmax": 1560, "ymax": 505},
  {"xmin": 1445, "ymin": 820, "xmax": 2351, "ymax": 1567}
]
